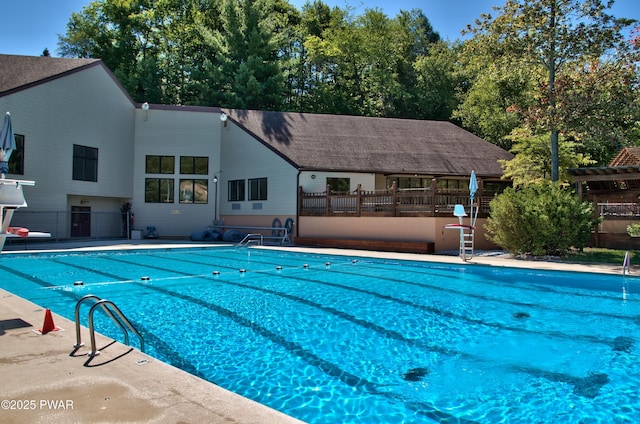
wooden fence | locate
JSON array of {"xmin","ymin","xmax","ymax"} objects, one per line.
[{"xmin": 299, "ymin": 181, "xmax": 499, "ymax": 218}]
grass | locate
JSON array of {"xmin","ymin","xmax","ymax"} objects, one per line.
[{"xmin": 565, "ymin": 248, "xmax": 636, "ymax": 265}]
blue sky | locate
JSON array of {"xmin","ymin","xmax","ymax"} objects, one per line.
[{"xmin": 1, "ymin": 0, "xmax": 638, "ymax": 57}]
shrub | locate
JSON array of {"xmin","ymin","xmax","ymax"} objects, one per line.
[
  {"xmin": 485, "ymin": 182, "xmax": 597, "ymax": 256},
  {"xmin": 627, "ymin": 223, "xmax": 640, "ymax": 237}
]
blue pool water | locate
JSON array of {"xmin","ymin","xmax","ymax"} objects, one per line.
[{"xmin": 1, "ymin": 247, "xmax": 639, "ymax": 423}]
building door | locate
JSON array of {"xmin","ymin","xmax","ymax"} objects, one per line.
[{"xmin": 71, "ymin": 206, "xmax": 91, "ymax": 238}]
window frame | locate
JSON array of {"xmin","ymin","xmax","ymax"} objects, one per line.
[
  {"xmin": 228, "ymin": 179, "xmax": 245, "ymax": 201},
  {"xmin": 179, "ymin": 178, "xmax": 209, "ymax": 204},
  {"xmin": 248, "ymin": 177, "xmax": 268, "ymax": 201},
  {"xmin": 72, "ymin": 144, "xmax": 98, "ymax": 182},
  {"xmin": 326, "ymin": 177, "xmax": 350, "ymax": 192},
  {"xmin": 145, "ymin": 178, "xmax": 175, "ymax": 203},
  {"xmin": 146, "ymin": 155, "xmax": 175, "ymax": 174},
  {"xmin": 8, "ymin": 134, "xmax": 24, "ymax": 175},
  {"xmin": 180, "ymin": 156, "xmax": 208, "ymax": 175}
]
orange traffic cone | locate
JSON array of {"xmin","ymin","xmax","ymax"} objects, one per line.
[{"xmin": 39, "ymin": 309, "xmax": 60, "ymax": 334}]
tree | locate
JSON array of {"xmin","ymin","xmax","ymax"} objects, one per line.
[
  {"xmin": 453, "ymin": 62, "xmax": 535, "ymax": 149},
  {"xmin": 413, "ymin": 41, "xmax": 460, "ymax": 120},
  {"xmin": 205, "ymin": 0, "xmax": 288, "ymax": 110},
  {"xmin": 552, "ymin": 61, "xmax": 640, "ymax": 164},
  {"xmin": 463, "ymin": 0, "xmax": 636, "ymax": 180},
  {"xmin": 500, "ymin": 128, "xmax": 594, "ymax": 187}
]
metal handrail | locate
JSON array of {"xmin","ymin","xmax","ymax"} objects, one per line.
[
  {"xmin": 73, "ymin": 294, "xmax": 144, "ymax": 357},
  {"xmin": 221, "ymin": 225, "xmax": 290, "ymax": 245},
  {"xmin": 74, "ymin": 294, "xmax": 120, "ymax": 348},
  {"xmin": 236, "ymin": 233, "xmax": 264, "ymax": 247}
]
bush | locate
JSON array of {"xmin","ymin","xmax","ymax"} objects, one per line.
[
  {"xmin": 485, "ymin": 182, "xmax": 597, "ymax": 256},
  {"xmin": 627, "ymin": 223, "xmax": 640, "ymax": 237}
]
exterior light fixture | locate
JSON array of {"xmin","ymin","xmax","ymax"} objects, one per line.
[
  {"xmin": 142, "ymin": 102, "xmax": 150, "ymax": 121},
  {"xmin": 220, "ymin": 112, "xmax": 227, "ymax": 127}
]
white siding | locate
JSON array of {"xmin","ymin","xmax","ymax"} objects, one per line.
[
  {"xmin": 0, "ymin": 66, "xmax": 135, "ymax": 210},
  {"xmin": 132, "ymin": 108, "xmax": 221, "ymax": 237},
  {"xmin": 0, "ymin": 65, "xmax": 135, "ymax": 237},
  {"xmin": 219, "ymin": 122, "xmax": 298, "ymax": 220}
]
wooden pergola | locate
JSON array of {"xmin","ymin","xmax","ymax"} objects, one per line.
[{"xmin": 569, "ymin": 147, "xmax": 640, "ymax": 249}]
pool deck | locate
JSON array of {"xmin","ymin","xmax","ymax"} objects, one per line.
[{"xmin": 0, "ymin": 239, "xmax": 634, "ymax": 423}]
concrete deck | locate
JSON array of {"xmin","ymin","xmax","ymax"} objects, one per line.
[{"xmin": 0, "ymin": 240, "xmax": 634, "ymax": 423}]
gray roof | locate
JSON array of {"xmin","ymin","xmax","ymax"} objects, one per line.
[
  {"xmin": 0, "ymin": 54, "xmax": 107, "ymax": 96},
  {"xmin": 225, "ymin": 109, "xmax": 513, "ymax": 177}
]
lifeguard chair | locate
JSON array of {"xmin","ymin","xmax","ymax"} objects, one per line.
[{"xmin": 444, "ymin": 204, "xmax": 477, "ymax": 261}]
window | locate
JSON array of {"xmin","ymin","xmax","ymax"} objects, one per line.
[
  {"xmin": 436, "ymin": 179, "xmax": 465, "ymax": 192},
  {"xmin": 248, "ymin": 177, "xmax": 267, "ymax": 201},
  {"xmin": 73, "ymin": 144, "xmax": 98, "ymax": 182},
  {"xmin": 327, "ymin": 177, "xmax": 350, "ymax": 192},
  {"xmin": 180, "ymin": 156, "xmax": 208, "ymax": 174},
  {"xmin": 8, "ymin": 134, "xmax": 24, "ymax": 175},
  {"xmin": 146, "ymin": 155, "xmax": 174, "ymax": 174},
  {"xmin": 388, "ymin": 177, "xmax": 430, "ymax": 190},
  {"xmin": 145, "ymin": 178, "xmax": 174, "ymax": 203},
  {"xmin": 180, "ymin": 179, "xmax": 208, "ymax": 204},
  {"xmin": 228, "ymin": 179, "xmax": 245, "ymax": 201}
]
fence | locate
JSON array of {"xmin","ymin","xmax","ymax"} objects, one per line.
[
  {"xmin": 299, "ymin": 183, "xmax": 498, "ymax": 218},
  {"xmin": 8, "ymin": 210, "xmax": 130, "ymax": 241},
  {"xmin": 598, "ymin": 202, "xmax": 640, "ymax": 218}
]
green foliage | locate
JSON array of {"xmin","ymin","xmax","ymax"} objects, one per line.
[
  {"xmin": 627, "ymin": 223, "xmax": 640, "ymax": 237},
  {"xmin": 460, "ymin": 0, "xmax": 638, "ymax": 178},
  {"xmin": 500, "ymin": 128, "xmax": 595, "ymax": 187},
  {"xmin": 485, "ymin": 183, "xmax": 597, "ymax": 256},
  {"xmin": 56, "ymin": 0, "xmax": 639, "ymax": 164}
]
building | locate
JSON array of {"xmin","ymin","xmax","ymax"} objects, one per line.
[{"xmin": 0, "ymin": 54, "xmax": 513, "ymax": 252}]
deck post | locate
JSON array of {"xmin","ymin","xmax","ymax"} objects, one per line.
[{"xmin": 392, "ymin": 181, "xmax": 398, "ymax": 216}]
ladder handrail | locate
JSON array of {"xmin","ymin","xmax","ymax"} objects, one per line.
[
  {"xmin": 73, "ymin": 294, "xmax": 144, "ymax": 356},
  {"xmin": 237, "ymin": 233, "xmax": 263, "ymax": 247},
  {"xmin": 88, "ymin": 299, "xmax": 144, "ymax": 356},
  {"xmin": 74, "ymin": 294, "xmax": 121, "ymax": 348}
]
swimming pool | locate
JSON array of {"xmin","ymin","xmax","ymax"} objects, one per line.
[{"xmin": 1, "ymin": 247, "xmax": 638, "ymax": 423}]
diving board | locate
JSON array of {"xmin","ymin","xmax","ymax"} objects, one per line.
[{"xmin": 0, "ymin": 178, "xmax": 51, "ymax": 251}]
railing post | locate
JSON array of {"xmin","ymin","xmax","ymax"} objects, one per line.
[
  {"xmin": 392, "ymin": 181, "xmax": 398, "ymax": 217},
  {"xmin": 325, "ymin": 184, "xmax": 331, "ymax": 216},
  {"xmin": 356, "ymin": 184, "xmax": 362, "ymax": 216},
  {"xmin": 431, "ymin": 178, "xmax": 437, "ymax": 215}
]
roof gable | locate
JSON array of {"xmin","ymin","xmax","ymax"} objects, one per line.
[
  {"xmin": 225, "ymin": 109, "xmax": 512, "ymax": 177},
  {"xmin": 0, "ymin": 54, "xmax": 124, "ymax": 98}
]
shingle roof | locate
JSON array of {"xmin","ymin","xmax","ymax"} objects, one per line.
[
  {"xmin": 0, "ymin": 54, "xmax": 103, "ymax": 96},
  {"xmin": 225, "ymin": 109, "xmax": 512, "ymax": 177}
]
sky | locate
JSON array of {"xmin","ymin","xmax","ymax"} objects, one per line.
[{"xmin": 1, "ymin": 0, "xmax": 638, "ymax": 57}]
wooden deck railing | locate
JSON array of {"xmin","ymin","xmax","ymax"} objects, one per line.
[{"xmin": 299, "ymin": 182, "xmax": 497, "ymax": 218}]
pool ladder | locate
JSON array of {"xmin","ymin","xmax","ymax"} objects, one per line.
[{"xmin": 73, "ymin": 294, "xmax": 144, "ymax": 357}]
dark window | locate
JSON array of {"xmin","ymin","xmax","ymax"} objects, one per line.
[
  {"xmin": 388, "ymin": 177, "xmax": 430, "ymax": 190},
  {"xmin": 146, "ymin": 155, "xmax": 174, "ymax": 174},
  {"xmin": 248, "ymin": 177, "xmax": 267, "ymax": 201},
  {"xmin": 8, "ymin": 134, "xmax": 24, "ymax": 175},
  {"xmin": 180, "ymin": 156, "xmax": 208, "ymax": 174},
  {"xmin": 179, "ymin": 179, "xmax": 208, "ymax": 204},
  {"xmin": 436, "ymin": 179, "xmax": 465, "ymax": 192},
  {"xmin": 145, "ymin": 178, "xmax": 174, "ymax": 203},
  {"xmin": 73, "ymin": 144, "xmax": 98, "ymax": 182},
  {"xmin": 228, "ymin": 179, "xmax": 245, "ymax": 201},
  {"xmin": 327, "ymin": 177, "xmax": 350, "ymax": 192}
]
